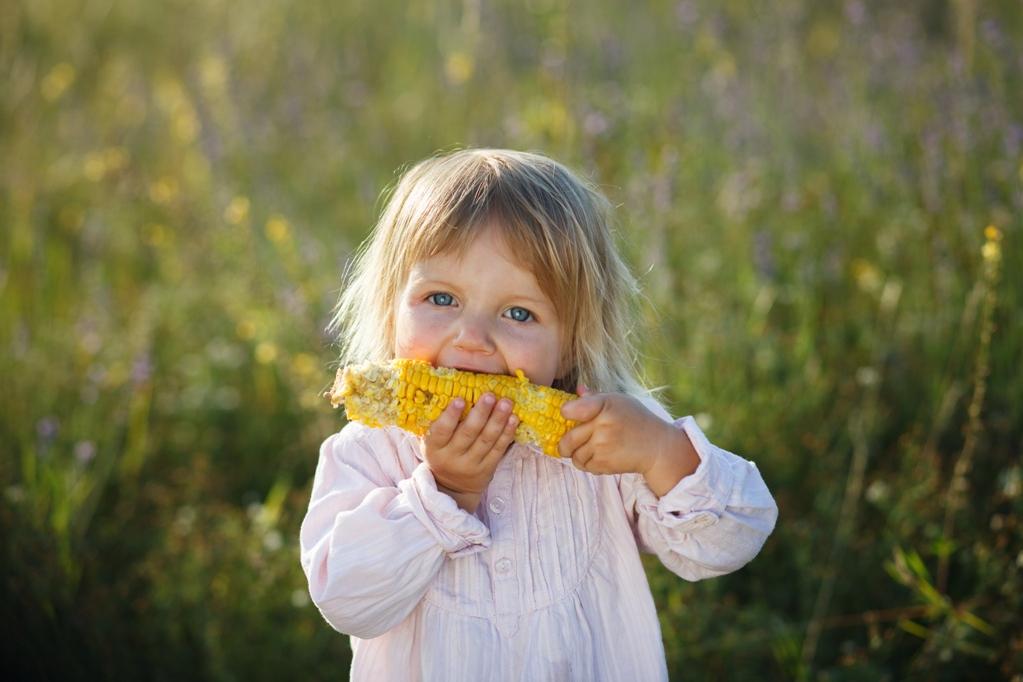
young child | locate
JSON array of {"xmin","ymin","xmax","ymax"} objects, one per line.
[{"xmin": 300, "ymin": 149, "xmax": 778, "ymax": 681}]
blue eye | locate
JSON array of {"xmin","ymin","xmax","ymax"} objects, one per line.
[
  {"xmin": 428, "ymin": 292, "xmax": 454, "ymax": 306},
  {"xmin": 505, "ymin": 306, "xmax": 533, "ymax": 322}
]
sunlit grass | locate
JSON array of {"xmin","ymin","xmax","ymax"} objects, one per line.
[{"xmin": 2, "ymin": 0, "xmax": 1021, "ymax": 679}]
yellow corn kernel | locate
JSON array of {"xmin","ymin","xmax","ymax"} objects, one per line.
[{"xmin": 326, "ymin": 359, "xmax": 577, "ymax": 457}]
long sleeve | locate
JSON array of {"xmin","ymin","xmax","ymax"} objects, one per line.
[
  {"xmin": 620, "ymin": 416, "xmax": 778, "ymax": 581},
  {"xmin": 299, "ymin": 424, "xmax": 491, "ymax": 639}
]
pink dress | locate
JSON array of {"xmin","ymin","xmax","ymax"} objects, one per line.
[{"xmin": 300, "ymin": 403, "xmax": 777, "ymax": 681}]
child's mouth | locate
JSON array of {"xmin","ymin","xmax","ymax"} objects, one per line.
[{"xmin": 452, "ymin": 365, "xmax": 506, "ymax": 376}]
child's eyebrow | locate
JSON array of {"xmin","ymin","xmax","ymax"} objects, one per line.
[
  {"xmin": 407, "ymin": 276, "xmax": 458, "ymax": 290},
  {"xmin": 512, "ymin": 294, "xmax": 553, "ymax": 307}
]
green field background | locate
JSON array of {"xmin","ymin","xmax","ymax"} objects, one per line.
[{"xmin": 2, "ymin": 0, "xmax": 1021, "ymax": 679}]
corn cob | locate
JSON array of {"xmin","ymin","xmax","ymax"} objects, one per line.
[{"xmin": 327, "ymin": 359, "xmax": 576, "ymax": 457}]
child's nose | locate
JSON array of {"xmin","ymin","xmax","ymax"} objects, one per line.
[{"xmin": 453, "ymin": 316, "xmax": 495, "ymax": 353}]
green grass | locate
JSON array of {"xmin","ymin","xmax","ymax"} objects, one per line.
[{"xmin": 2, "ymin": 0, "xmax": 1021, "ymax": 679}]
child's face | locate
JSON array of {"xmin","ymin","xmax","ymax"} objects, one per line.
[{"xmin": 393, "ymin": 224, "xmax": 564, "ymax": 386}]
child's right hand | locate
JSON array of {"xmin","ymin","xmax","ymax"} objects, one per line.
[{"xmin": 421, "ymin": 393, "xmax": 518, "ymax": 513}]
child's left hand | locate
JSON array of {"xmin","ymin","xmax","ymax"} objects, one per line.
[{"xmin": 559, "ymin": 389, "xmax": 701, "ymax": 496}]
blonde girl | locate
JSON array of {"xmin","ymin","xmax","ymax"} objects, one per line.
[{"xmin": 301, "ymin": 149, "xmax": 777, "ymax": 681}]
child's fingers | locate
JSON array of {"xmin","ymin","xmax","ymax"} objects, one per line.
[
  {"xmin": 467, "ymin": 398, "xmax": 515, "ymax": 460},
  {"xmin": 571, "ymin": 445, "xmax": 596, "ymax": 472},
  {"xmin": 424, "ymin": 398, "xmax": 464, "ymax": 448},
  {"xmin": 558, "ymin": 422, "xmax": 593, "ymax": 460},
  {"xmin": 446, "ymin": 392, "xmax": 497, "ymax": 453},
  {"xmin": 481, "ymin": 410, "xmax": 518, "ymax": 468},
  {"xmin": 560, "ymin": 394, "xmax": 606, "ymax": 423}
]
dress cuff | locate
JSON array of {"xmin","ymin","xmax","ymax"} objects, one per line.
[
  {"xmin": 634, "ymin": 416, "xmax": 736, "ymax": 531},
  {"xmin": 398, "ymin": 462, "xmax": 492, "ymax": 557}
]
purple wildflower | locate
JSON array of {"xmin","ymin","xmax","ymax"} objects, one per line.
[
  {"xmin": 37, "ymin": 417, "xmax": 60, "ymax": 442},
  {"xmin": 74, "ymin": 441, "xmax": 97, "ymax": 464},
  {"xmin": 132, "ymin": 354, "xmax": 153, "ymax": 385}
]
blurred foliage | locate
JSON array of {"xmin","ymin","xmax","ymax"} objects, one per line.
[{"xmin": 1, "ymin": 0, "xmax": 1021, "ymax": 679}]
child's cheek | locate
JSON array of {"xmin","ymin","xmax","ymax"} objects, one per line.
[
  {"xmin": 395, "ymin": 305, "xmax": 450, "ymax": 359},
  {"xmin": 500, "ymin": 324, "xmax": 561, "ymax": 386}
]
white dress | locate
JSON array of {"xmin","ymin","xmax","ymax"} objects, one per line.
[{"xmin": 300, "ymin": 407, "xmax": 778, "ymax": 681}]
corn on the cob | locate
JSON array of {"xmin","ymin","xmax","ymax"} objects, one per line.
[{"xmin": 327, "ymin": 359, "xmax": 576, "ymax": 457}]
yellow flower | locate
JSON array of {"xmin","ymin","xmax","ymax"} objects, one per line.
[
  {"xmin": 83, "ymin": 152, "xmax": 106, "ymax": 181},
  {"xmin": 103, "ymin": 147, "xmax": 128, "ymax": 171},
  {"xmin": 41, "ymin": 63, "xmax": 75, "ymax": 101},
  {"xmin": 173, "ymin": 109, "xmax": 199, "ymax": 143},
  {"xmin": 83, "ymin": 147, "xmax": 128, "ymax": 181},
  {"xmin": 145, "ymin": 223, "xmax": 170, "ymax": 247},
  {"xmin": 224, "ymin": 196, "xmax": 250, "ymax": 225},
  {"xmin": 982, "ymin": 241, "xmax": 1001, "ymax": 263},
  {"xmin": 290, "ymin": 353, "xmax": 318, "ymax": 378},
  {"xmin": 255, "ymin": 342, "xmax": 278, "ymax": 365},
  {"xmin": 982, "ymin": 225, "xmax": 1002, "ymax": 263},
  {"xmin": 444, "ymin": 51, "xmax": 474, "ymax": 85},
  {"xmin": 199, "ymin": 54, "xmax": 227, "ymax": 91},
  {"xmin": 236, "ymin": 319, "xmax": 257, "ymax": 340},
  {"xmin": 149, "ymin": 177, "xmax": 180, "ymax": 204},
  {"xmin": 265, "ymin": 215, "xmax": 291, "ymax": 244},
  {"xmin": 851, "ymin": 258, "xmax": 882, "ymax": 293}
]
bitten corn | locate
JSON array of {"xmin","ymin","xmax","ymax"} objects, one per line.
[{"xmin": 327, "ymin": 359, "xmax": 576, "ymax": 457}]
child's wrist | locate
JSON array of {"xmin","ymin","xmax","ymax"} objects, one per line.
[
  {"xmin": 642, "ymin": 423, "xmax": 700, "ymax": 497},
  {"xmin": 435, "ymin": 482, "xmax": 482, "ymax": 513}
]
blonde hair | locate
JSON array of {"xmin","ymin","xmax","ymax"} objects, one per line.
[{"xmin": 330, "ymin": 148, "xmax": 646, "ymax": 396}]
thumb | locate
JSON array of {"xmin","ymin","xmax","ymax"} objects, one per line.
[{"xmin": 561, "ymin": 394, "xmax": 606, "ymax": 422}]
